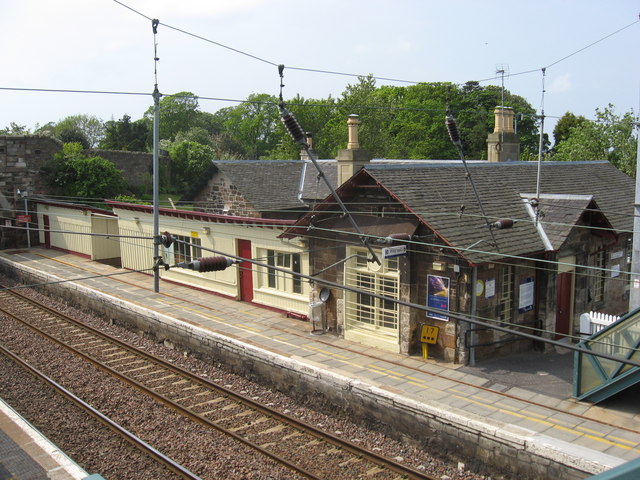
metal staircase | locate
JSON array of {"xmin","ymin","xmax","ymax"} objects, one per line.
[{"xmin": 574, "ymin": 307, "xmax": 640, "ymax": 404}]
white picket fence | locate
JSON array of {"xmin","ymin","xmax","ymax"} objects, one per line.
[{"xmin": 579, "ymin": 311, "xmax": 620, "ymax": 337}]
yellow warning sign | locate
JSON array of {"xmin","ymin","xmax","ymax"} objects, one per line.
[{"xmin": 420, "ymin": 325, "xmax": 439, "ymax": 344}]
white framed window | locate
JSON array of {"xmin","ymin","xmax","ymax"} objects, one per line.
[
  {"xmin": 163, "ymin": 234, "xmax": 202, "ymax": 265},
  {"xmin": 344, "ymin": 250, "xmax": 399, "ymax": 333},
  {"xmin": 499, "ymin": 265, "xmax": 514, "ymax": 323},
  {"xmin": 258, "ymin": 249, "xmax": 302, "ymax": 294}
]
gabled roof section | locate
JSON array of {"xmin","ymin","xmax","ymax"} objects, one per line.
[
  {"xmin": 181, "ymin": 159, "xmax": 339, "ymax": 212},
  {"xmin": 283, "ymin": 161, "xmax": 633, "ymax": 265},
  {"xmin": 521, "ymin": 194, "xmax": 615, "ymax": 251},
  {"xmin": 214, "ymin": 160, "xmax": 304, "ymax": 211}
]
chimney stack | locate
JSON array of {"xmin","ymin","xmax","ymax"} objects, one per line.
[
  {"xmin": 486, "ymin": 106, "xmax": 520, "ymax": 162},
  {"xmin": 300, "ymin": 132, "xmax": 316, "ymax": 160},
  {"xmin": 336, "ymin": 114, "xmax": 370, "ymax": 185}
]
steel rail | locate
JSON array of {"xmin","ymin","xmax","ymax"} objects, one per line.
[
  {"xmin": 0, "ymin": 284, "xmax": 438, "ymax": 480},
  {"xmin": 0, "ymin": 343, "xmax": 202, "ymax": 480}
]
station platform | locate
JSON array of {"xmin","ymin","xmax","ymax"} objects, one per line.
[
  {"xmin": 0, "ymin": 398, "xmax": 89, "ymax": 480},
  {"xmin": 0, "ymin": 247, "xmax": 639, "ymax": 479}
]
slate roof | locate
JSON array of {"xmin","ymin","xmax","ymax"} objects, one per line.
[
  {"xmin": 300, "ymin": 160, "xmax": 338, "ymax": 201},
  {"xmin": 520, "ymin": 194, "xmax": 613, "ymax": 251},
  {"xmin": 214, "ymin": 160, "xmax": 304, "ymax": 211},
  {"xmin": 182, "ymin": 159, "xmax": 338, "ymax": 213},
  {"xmin": 283, "ymin": 160, "xmax": 633, "ymax": 265},
  {"xmin": 361, "ymin": 161, "xmax": 633, "ymax": 264}
]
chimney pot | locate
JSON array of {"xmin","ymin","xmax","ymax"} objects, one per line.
[
  {"xmin": 347, "ymin": 114, "xmax": 360, "ymax": 150},
  {"xmin": 493, "ymin": 106, "xmax": 515, "ymax": 134}
]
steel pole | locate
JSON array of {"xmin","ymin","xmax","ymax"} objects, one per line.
[
  {"xmin": 24, "ymin": 193, "xmax": 30, "ymax": 249},
  {"xmin": 630, "ymin": 119, "xmax": 640, "ymax": 310},
  {"xmin": 153, "ymin": 86, "xmax": 160, "ymax": 293}
]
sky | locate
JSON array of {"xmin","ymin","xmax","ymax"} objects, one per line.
[{"xmin": 1, "ymin": 0, "xmax": 638, "ymax": 139}]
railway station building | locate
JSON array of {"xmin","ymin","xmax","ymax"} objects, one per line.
[{"xmin": 22, "ymin": 112, "xmax": 636, "ymax": 364}]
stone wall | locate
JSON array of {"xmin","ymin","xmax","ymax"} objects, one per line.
[
  {"xmin": 0, "ymin": 137, "xmax": 170, "ymax": 197},
  {"xmin": 0, "ymin": 135, "xmax": 61, "ymax": 196},
  {"xmin": 83, "ymin": 149, "xmax": 170, "ymax": 192},
  {"xmin": 0, "ymin": 136, "xmax": 171, "ymax": 247},
  {"xmin": 0, "ymin": 136, "xmax": 62, "ymax": 248},
  {"xmin": 193, "ymin": 171, "xmax": 260, "ymax": 217}
]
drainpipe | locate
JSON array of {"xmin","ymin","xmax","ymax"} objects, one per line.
[{"xmin": 469, "ymin": 266, "xmax": 478, "ymax": 366}]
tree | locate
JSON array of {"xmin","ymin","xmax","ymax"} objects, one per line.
[
  {"xmin": 218, "ymin": 93, "xmax": 280, "ymax": 159},
  {"xmin": 167, "ymin": 140, "xmax": 215, "ymax": 192},
  {"xmin": 552, "ymin": 112, "xmax": 587, "ymax": 148},
  {"xmin": 174, "ymin": 127, "xmax": 214, "ymax": 147},
  {"xmin": 266, "ymin": 94, "xmax": 337, "ymax": 160},
  {"xmin": 0, "ymin": 122, "xmax": 29, "ymax": 134},
  {"xmin": 552, "ymin": 105, "xmax": 637, "ymax": 177},
  {"xmin": 144, "ymin": 92, "xmax": 205, "ymax": 142},
  {"xmin": 36, "ymin": 114, "xmax": 105, "ymax": 148},
  {"xmin": 101, "ymin": 114, "xmax": 151, "ymax": 151},
  {"xmin": 43, "ymin": 142, "xmax": 127, "ymax": 199}
]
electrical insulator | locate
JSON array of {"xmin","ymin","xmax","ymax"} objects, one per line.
[
  {"xmin": 376, "ymin": 233, "xmax": 412, "ymax": 246},
  {"xmin": 491, "ymin": 219, "xmax": 515, "ymax": 230},
  {"xmin": 445, "ymin": 114, "xmax": 462, "ymax": 147},
  {"xmin": 176, "ymin": 256, "xmax": 236, "ymax": 272},
  {"xmin": 279, "ymin": 104, "xmax": 307, "ymax": 146},
  {"xmin": 160, "ymin": 232, "xmax": 173, "ymax": 248}
]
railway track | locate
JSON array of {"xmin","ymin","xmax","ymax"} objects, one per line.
[
  {"xmin": 0, "ymin": 343, "xmax": 200, "ymax": 480},
  {"xmin": 0, "ymin": 285, "xmax": 439, "ymax": 480}
]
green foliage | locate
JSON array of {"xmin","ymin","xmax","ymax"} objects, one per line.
[
  {"xmin": 217, "ymin": 93, "xmax": 280, "ymax": 159},
  {"xmin": 43, "ymin": 142, "xmax": 127, "ymax": 199},
  {"xmin": 552, "ymin": 105, "xmax": 637, "ymax": 177},
  {"xmin": 64, "ymin": 156, "xmax": 127, "ymax": 198},
  {"xmin": 262, "ymin": 77, "xmax": 542, "ymax": 161},
  {"xmin": 265, "ymin": 94, "xmax": 337, "ymax": 159},
  {"xmin": 144, "ymin": 92, "xmax": 209, "ymax": 142},
  {"xmin": 167, "ymin": 140, "xmax": 215, "ymax": 192},
  {"xmin": 174, "ymin": 126, "xmax": 214, "ymax": 147},
  {"xmin": 35, "ymin": 114, "xmax": 105, "ymax": 148},
  {"xmin": 0, "ymin": 122, "xmax": 29, "ymax": 134},
  {"xmin": 101, "ymin": 114, "xmax": 151, "ymax": 151},
  {"xmin": 552, "ymin": 112, "xmax": 587, "ymax": 148},
  {"xmin": 114, "ymin": 195, "xmax": 150, "ymax": 205}
]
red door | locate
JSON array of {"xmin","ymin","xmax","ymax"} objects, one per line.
[
  {"xmin": 237, "ymin": 239, "xmax": 253, "ymax": 302},
  {"xmin": 555, "ymin": 272, "xmax": 573, "ymax": 339},
  {"xmin": 43, "ymin": 215, "xmax": 51, "ymax": 248}
]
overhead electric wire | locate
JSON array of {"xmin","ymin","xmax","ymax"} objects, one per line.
[
  {"xmin": 1, "ymin": 6, "xmax": 634, "ymax": 134},
  {"xmin": 161, "ymin": 236, "xmax": 640, "ymax": 366},
  {"xmin": 0, "ymin": 86, "xmax": 150, "ymax": 98},
  {"xmin": 7, "ymin": 197, "xmax": 634, "ymax": 279},
  {"xmin": 4, "ymin": 211, "xmax": 632, "ymax": 352},
  {"xmin": 6, "ymin": 211, "xmax": 633, "ymax": 295},
  {"xmin": 112, "ymin": 0, "xmax": 639, "ymax": 91}
]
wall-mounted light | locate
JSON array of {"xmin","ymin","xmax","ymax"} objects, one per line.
[
  {"xmin": 133, "ymin": 216, "xmax": 140, "ymax": 225},
  {"xmin": 202, "ymin": 226, "xmax": 211, "ymax": 235},
  {"xmin": 432, "ymin": 261, "xmax": 445, "ymax": 271}
]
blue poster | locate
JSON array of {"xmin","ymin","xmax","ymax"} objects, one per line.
[{"xmin": 427, "ymin": 275, "xmax": 450, "ymax": 321}]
